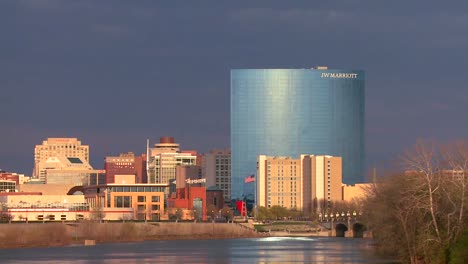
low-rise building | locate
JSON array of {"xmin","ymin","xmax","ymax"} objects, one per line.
[
  {"xmin": 84, "ymin": 175, "xmax": 168, "ymax": 221},
  {"xmin": 166, "ymin": 165, "xmax": 209, "ymax": 221},
  {"xmin": 206, "ymin": 186, "xmax": 224, "ymax": 211},
  {"xmin": 0, "ymin": 193, "xmax": 89, "ymax": 222}
]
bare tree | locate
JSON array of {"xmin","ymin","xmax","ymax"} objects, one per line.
[
  {"xmin": 90, "ymin": 206, "xmax": 106, "ymax": 223},
  {"xmin": 175, "ymin": 209, "xmax": 183, "ymax": 222},
  {"xmin": 220, "ymin": 206, "xmax": 233, "ymax": 222},
  {"xmin": 206, "ymin": 204, "xmax": 217, "ymax": 222},
  {"xmin": 402, "ymin": 140, "xmax": 442, "ymax": 243},
  {"xmin": 364, "ymin": 140, "xmax": 468, "ymax": 263},
  {"xmin": 440, "ymin": 141, "xmax": 467, "ymax": 240},
  {"xmin": 363, "ymin": 172, "xmax": 427, "ymax": 263}
]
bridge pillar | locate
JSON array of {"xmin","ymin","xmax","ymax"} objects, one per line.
[{"xmin": 345, "ymin": 230, "xmax": 354, "ymax": 238}]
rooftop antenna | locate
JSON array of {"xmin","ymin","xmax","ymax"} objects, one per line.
[{"xmin": 146, "ymin": 139, "xmax": 150, "ymax": 172}]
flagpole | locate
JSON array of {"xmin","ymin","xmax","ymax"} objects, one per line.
[{"xmin": 254, "ymin": 170, "xmax": 257, "ymax": 220}]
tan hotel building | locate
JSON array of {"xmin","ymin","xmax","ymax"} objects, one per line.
[{"xmin": 257, "ymin": 155, "xmax": 342, "ymax": 211}]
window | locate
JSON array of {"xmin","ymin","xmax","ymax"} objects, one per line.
[
  {"xmin": 48, "ymin": 215, "xmax": 55, "ymax": 221},
  {"xmin": 37, "ymin": 215, "xmax": 44, "ymax": 221},
  {"xmin": 115, "ymin": 196, "xmax": 132, "ymax": 208},
  {"xmin": 115, "ymin": 196, "xmax": 123, "ymax": 207},
  {"xmin": 138, "ymin": 205, "xmax": 146, "ymax": 211},
  {"xmin": 138, "ymin": 196, "xmax": 146, "ymax": 203},
  {"xmin": 61, "ymin": 215, "xmax": 67, "ymax": 221},
  {"xmin": 124, "ymin": 196, "xmax": 132, "ymax": 207},
  {"xmin": 151, "ymin": 196, "xmax": 160, "ymax": 202},
  {"xmin": 151, "ymin": 205, "xmax": 160, "ymax": 211}
]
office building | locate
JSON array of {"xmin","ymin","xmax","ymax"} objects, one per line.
[
  {"xmin": 104, "ymin": 152, "xmax": 147, "ymax": 184},
  {"xmin": 34, "ymin": 138, "xmax": 90, "ymax": 180},
  {"xmin": 231, "ymin": 67, "xmax": 364, "ymax": 199},
  {"xmin": 147, "ymin": 137, "xmax": 197, "ymax": 184},
  {"xmin": 257, "ymin": 155, "xmax": 342, "ymax": 211},
  {"xmin": 202, "ymin": 149, "xmax": 231, "ymax": 202}
]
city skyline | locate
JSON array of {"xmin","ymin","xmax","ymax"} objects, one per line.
[{"xmin": 2, "ymin": 1, "xmax": 468, "ymax": 174}]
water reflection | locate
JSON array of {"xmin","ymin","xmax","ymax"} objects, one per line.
[{"xmin": 0, "ymin": 237, "xmax": 395, "ymax": 264}]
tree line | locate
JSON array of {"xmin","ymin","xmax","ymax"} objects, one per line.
[{"xmin": 363, "ymin": 140, "xmax": 467, "ymax": 264}]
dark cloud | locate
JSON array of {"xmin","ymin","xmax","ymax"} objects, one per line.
[{"xmin": 1, "ymin": 1, "xmax": 467, "ymax": 174}]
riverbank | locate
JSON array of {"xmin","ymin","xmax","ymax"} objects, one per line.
[{"xmin": 0, "ymin": 222, "xmax": 266, "ymax": 249}]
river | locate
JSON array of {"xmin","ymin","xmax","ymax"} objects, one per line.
[{"xmin": 0, "ymin": 237, "xmax": 396, "ymax": 263}]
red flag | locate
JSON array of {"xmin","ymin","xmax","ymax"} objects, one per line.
[{"xmin": 244, "ymin": 174, "xmax": 255, "ymax": 183}]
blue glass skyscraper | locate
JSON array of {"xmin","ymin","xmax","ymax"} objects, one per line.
[{"xmin": 230, "ymin": 68, "xmax": 365, "ymax": 200}]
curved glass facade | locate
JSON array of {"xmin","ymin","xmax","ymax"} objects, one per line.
[{"xmin": 231, "ymin": 69, "xmax": 365, "ymax": 200}]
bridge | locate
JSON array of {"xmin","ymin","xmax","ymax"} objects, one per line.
[
  {"xmin": 317, "ymin": 211, "xmax": 368, "ymax": 238},
  {"xmin": 319, "ymin": 220, "xmax": 367, "ymax": 237}
]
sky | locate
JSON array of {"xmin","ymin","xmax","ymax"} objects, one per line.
[{"xmin": 1, "ymin": 0, "xmax": 467, "ymax": 175}]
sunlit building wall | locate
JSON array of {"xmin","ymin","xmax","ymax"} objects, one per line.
[{"xmin": 257, "ymin": 155, "xmax": 342, "ymax": 210}]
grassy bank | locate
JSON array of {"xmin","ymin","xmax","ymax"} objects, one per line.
[{"xmin": 0, "ymin": 222, "xmax": 265, "ymax": 248}]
